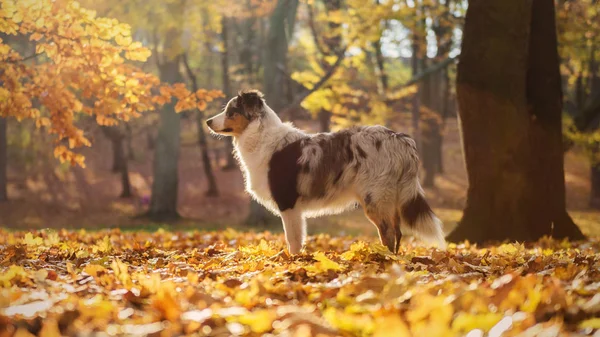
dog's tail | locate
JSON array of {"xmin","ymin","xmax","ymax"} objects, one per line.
[{"xmin": 400, "ymin": 184, "xmax": 446, "ymax": 249}]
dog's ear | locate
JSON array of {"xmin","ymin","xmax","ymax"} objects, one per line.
[{"xmin": 238, "ymin": 90, "xmax": 264, "ymax": 116}]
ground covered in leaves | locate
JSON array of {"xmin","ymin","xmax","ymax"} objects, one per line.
[{"xmin": 0, "ymin": 229, "xmax": 600, "ymax": 337}]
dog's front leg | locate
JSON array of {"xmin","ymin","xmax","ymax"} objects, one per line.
[{"xmin": 281, "ymin": 209, "xmax": 305, "ymax": 255}]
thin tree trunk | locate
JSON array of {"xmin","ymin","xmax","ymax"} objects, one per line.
[
  {"xmin": 101, "ymin": 126, "xmax": 132, "ymax": 197},
  {"xmin": 449, "ymin": 0, "xmax": 584, "ymax": 243},
  {"xmin": 411, "ymin": 26, "xmax": 422, "ymax": 153},
  {"xmin": 318, "ymin": 109, "xmax": 332, "ymax": 132},
  {"xmin": 590, "ymin": 145, "xmax": 600, "ymax": 209},
  {"xmin": 120, "ymin": 157, "xmax": 132, "ymax": 198},
  {"xmin": 182, "ymin": 53, "xmax": 219, "ymax": 197},
  {"xmin": 0, "ymin": 117, "xmax": 7, "ymax": 202},
  {"xmin": 110, "ymin": 136, "xmax": 126, "ymax": 173},
  {"xmin": 126, "ymin": 124, "xmax": 135, "ymax": 160},
  {"xmin": 373, "ymin": 38, "xmax": 389, "ymax": 94},
  {"xmin": 221, "ymin": 16, "xmax": 237, "ymax": 170}
]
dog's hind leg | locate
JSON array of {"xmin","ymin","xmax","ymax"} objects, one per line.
[{"xmin": 280, "ymin": 209, "xmax": 306, "ymax": 255}]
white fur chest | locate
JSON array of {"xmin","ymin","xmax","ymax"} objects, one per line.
[{"xmin": 234, "ymin": 140, "xmax": 278, "ymax": 213}]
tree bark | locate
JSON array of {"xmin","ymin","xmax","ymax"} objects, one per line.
[
  {"xmin": 119, "ymin": 156, "xmax": 132, "ymax": 198},
  {"xmin": 101, "ymin": 126, "xmax": 132, "ymax": 197},
  {"xmin": 0, "ymin": 117, "xmax": 7, "ymax": 202},
  {"xmin": 590, "ymin": 145, "xmax": 600, "ymax": 209},
  {"xmin": 449, "ymin": 0, "xmax": 584, "ymax": 243},
  {"xmin": 148, "ymin": 56, "xmax": 183, "ymax": 221},
  {"xmin": 263, "ymin": 0, "xmax": 299, "ymax": 113},
  {"xmin": 220, "ymin": 16, "xmax": 237, "ymax": 171},
  {"xmin": 246, "ymin": 0, "xmax": 299, "ymax": 227},
  {"xmin": 110, "ymin": 132, "xmax": 126, "ymax": 173},
  {"xmin": 182, "ymin": 53, "xmax": 219, "ymax": 197}
]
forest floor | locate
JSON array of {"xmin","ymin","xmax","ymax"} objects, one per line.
[
  {"xmin": 0, "ymin": 118, "xmax": 599, "ymax": 238},
  {"xmin": 1, "ymin": 229, "xmax": 600, "ymax": 336}
]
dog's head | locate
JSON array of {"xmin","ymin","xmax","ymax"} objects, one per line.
[{"xmin": 205, "ymin": 90, "xmax": 265, "ymax": 136}]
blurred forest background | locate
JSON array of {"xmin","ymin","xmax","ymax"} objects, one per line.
[{"xmin": 1, "ymin": 0, "xmax": 599, "ymax": 239}]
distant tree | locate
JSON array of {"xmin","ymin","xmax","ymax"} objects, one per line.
[
  {"xmin": 101, "ymin": 126, "xmax": 132, "ymax": 197},
  {"xmin": 449, "ymin": 0, "xmax": 585, "ymax": 242},
  {"xmin": 263, "ymin": 0, "xmax": 299, "ymax": 112},
  {"xmin": 0, "ymin": 117, "xmax": 6, "ymax": 202}
]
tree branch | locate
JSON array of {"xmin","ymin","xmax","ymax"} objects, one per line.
[
  {"xmin": 385, "ymin": 55, "xmax": 459, "ymax": 103},
  {"xmin": 280, "ymin": 46, "xmax": 347, "ymax": 112}
]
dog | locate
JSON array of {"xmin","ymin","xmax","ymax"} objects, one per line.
[{"xmin": 206, "ymin": 90, "xmax": 446, "ymax": 254}]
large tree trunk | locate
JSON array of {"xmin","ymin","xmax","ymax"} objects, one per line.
[
  {"xmin": 448, "ymin": 0, "xmax": 584, "ymax": 243},
  {"xmin": 148, "ymin": 57, "xmax": 183, "ymax": 221},
  {"xmin": 0, "ymin": 117, "xmax": 7, "ymax": 202}
]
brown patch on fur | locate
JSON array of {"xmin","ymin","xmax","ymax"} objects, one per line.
[
  {"xmin": 356, "ymin": 145, "xmax": 367, "ymax": 158},
  {"xmin": 268, "ymin": 138, "xmax": 306, "ymax": 211},
  {"xmin": 306, "ymin": 128, "xmax": 361, "ymax": 198},
  {"xmin": 364, "ymin": 193, "xmax": 372, "ymax": 205},
  {"xmin": 237, "ymin": 90, "xmax": 264, "ymax": 118},
  {"xmin": 222, "ymin": 114, "xmax": 250, "ymax": 135},
  {"xmin": 402, "ymin": 194, "xmax": 433, "ymax": 228},
  {"xmin": 375, "ymin": 139, "xmax": 382, "ymax": 151}
]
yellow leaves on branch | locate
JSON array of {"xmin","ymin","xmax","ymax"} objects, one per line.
[{"xmin": 0, "ymin": 0, "xmax": 222, "ymax": 167}]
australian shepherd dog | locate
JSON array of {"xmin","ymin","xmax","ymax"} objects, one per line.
[{"xmin": 206, "ymin": 90, "xmax": 446, "ymax": 254}]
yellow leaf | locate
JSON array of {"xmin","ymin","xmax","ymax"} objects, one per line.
[
  {"xmin": 23, "ymin": 233, "xmax": 43, "ymax": 246},
  {"xmin": 579, "ymin": 318, "xmax": 600, "ymax": 329},
  {"xmin": 83, "ymin": 264, "xmax": 106, "ymax": 278},
  {"xmin": 452, "ymin": 313, "xmax": 503, "ymax": 333},
  {"xmin": 306, "ymin": 252, "xmax": 343, "ymax": 273},
  {"xmin": 373, "ymin": 315, "xmax": 410, "ymax": 337},
  {"xmin": 237, "ymin": 309, "xmax": 276, "ymax": 333}
]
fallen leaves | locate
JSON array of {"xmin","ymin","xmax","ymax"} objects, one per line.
[{"xmin": 0, "ymin": 229, "xmax": 599, "ymax": 336}]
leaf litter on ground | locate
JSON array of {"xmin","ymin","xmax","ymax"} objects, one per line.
[{"xmin": 0, "ymin": 228, "xmax": 599, "ymax": 336}]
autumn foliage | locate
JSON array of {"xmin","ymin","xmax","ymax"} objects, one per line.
[
  {"xmin": 0, "ymin": 0, "xmax": 222, "ymax": 166},
  {"xmin": 1, "ymin": 229, "xmax": 599, "ymax": 336}
]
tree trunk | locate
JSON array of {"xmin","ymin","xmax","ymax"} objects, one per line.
[
  {"xmin": 318, "ymin": 109, "xmax": 332, "ymax": 132},
  {"xmin": 590, "ymin": 145, "xmax": 600, "ymax": 209},
  {"xmin": 101, "ymin": 126, "xmax": 132, "ymax": 197},
  {"xmin": 110, "ymin": 134, "xmax": 126, "ymax": 173},
  {"xmin": 220, "ymin": 16, "xmax": 237, "ymax": 171},
  {"xmin": 263, "ymin": 0, "xmax": 299, "ymax": 113},
  {"xmin": 120, "ymin": 156, "xmax": 132, "ymax": 198},
  {"xmin": 181, "ymin": 52, "xmax": 220, "ymax": 198},
  {"xmin": 0, "ymin": 117, "xmax": 7, "ymax": 202},
  {"xmin": 373, "ymin": 38, "xmax": 388, "ymax": 94},
  {"xmin": 411, "ymin": 26, "xmax": 422, "ymax": 152},
  {"xmin": 148, "ymin": 57, "xmax": 183, "ymax": 221},
  {"xmin": 449, "ymin": 0, "xmax": 584, "ymax": 243}
]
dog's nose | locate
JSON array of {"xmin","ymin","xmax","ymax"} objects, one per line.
[{"xmin": 206, "ymin": 119, "xmax": 213, "ymax": 127}]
